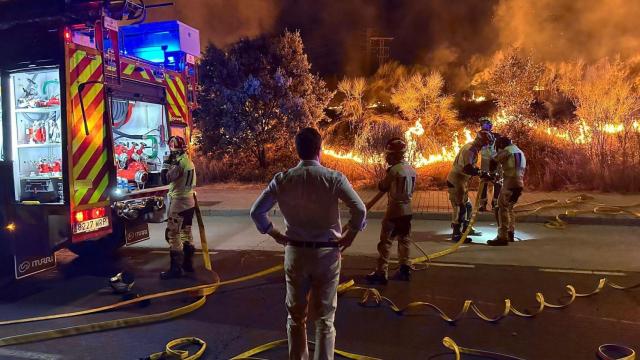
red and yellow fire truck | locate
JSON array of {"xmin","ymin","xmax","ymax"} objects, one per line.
[{"xmin": 0, "ymin": 0, "xmax": 200, "ymax": 280}]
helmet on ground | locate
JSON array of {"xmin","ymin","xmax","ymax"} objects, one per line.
[
  {"xmin": 495, "ymin": 135, "xmax": 512, "ymax": 150},
  {"xmin": 476, "ymin": 130, "xmax": 495, "ymax": 146},
  {"xmin": 168, "ymin": 136, "xmax": 187, "ymax": 152},
  {"xmin": 109, "ymin": 271, "xmax": 135, "ymax": 294},
  {"xmin": 385, "ymin": 137, "xmax": 407, "ymax": 154},
  {"xmin": 479, "ymin": 117, "xmax": 493, "ymax": 131}
]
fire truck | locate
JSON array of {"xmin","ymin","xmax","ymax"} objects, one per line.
[{"xmin": 0, "ymin": 0, "xmax": 199, "ymax": 280}]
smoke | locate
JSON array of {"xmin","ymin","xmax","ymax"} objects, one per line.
[
  {"xmin": 146, "ymin": 0, "xmax": 281, "ymax": 48},
  {"xmin": 495, "ymin": 0, "xmax": 640, "ymax": 62},
  {"xmin": 145, "ymin": 0, "xmax": 640, "ymax": 89},
  {"xmin": 272, "ymin": 0, "xmax": 381, "ymax": 78}
]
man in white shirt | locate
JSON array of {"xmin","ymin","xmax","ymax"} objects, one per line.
[{"xmin": 250, "ymin": 127, "xmax": 367, "ymax": 360}]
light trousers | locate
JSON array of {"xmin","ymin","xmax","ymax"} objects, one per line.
[
  {"xmin": 284, "ymin": 245, "xmax": 341, "ymax": 360},
  {"xmin": 497, "ymin": 187, "xmax": 521, "ymax": 240}
]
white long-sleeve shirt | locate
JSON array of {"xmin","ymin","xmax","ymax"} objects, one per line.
[{"xmin": 250, "ymin": 160, "xmax": 367, "ymax": 243}]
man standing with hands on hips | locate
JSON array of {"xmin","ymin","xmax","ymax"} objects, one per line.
[{"xmin": 250, "ymin": 127, "xmax": 367, "ymax": 360}]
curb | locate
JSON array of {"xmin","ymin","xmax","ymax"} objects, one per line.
[{"xmin": 199, "ymin": 208, "xmax": 640, "ymax": 226}]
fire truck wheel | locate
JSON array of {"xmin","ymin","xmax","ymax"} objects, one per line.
[{"xmin": 67, "ymin": 222, "xmax": 126, "ymax": 257}]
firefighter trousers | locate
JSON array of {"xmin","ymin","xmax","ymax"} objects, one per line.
[
  {"xmin": 165, "ymin": 207, "xmax": 195, "ymax": 251},
  {"xmin": 376, "ymin": 215, "xmax": 412, "ymax": 274},
  {"xmin": 447, "ymin": 180, "xmax": 472, "ymax": 224},
  {"xmin": 497, "ymin": 187, "xmax": 523, "ymax": 240},
  {"xmin": 479, "ymin": 181, "xmax": 502, "ymax": 208},
  {"xmin": 284, "ymin": 245, "xmax": 341, "ymax": 360}
]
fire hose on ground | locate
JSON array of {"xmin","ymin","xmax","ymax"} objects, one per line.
[
  {"xmin": 513, "ymin": 194, "xmax": 640, "ymax": 229},
  {"xmin": 0, "ymin": 184, "xmax": 638, "ymax": 359}
]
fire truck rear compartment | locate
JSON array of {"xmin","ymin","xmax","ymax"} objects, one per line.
[{"xmin": 109, "ymin": 81, "xmax": 170, "ymax": 195}]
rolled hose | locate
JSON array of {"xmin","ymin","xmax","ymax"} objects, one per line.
[{"xmin": 598, "ymin": 344, "xmax": 637, "ymax": 360}]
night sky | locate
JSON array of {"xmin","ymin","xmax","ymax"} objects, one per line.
[{"xmin": 145, "ymin": 0, "xmax": 640, "ymax": 88}]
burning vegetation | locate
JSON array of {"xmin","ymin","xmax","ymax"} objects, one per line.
[
  {"xmin": 192, "ymin": 1, "xmax": 640, "ymax": 192},
  {"xmin": 320, "ymin": 50, "xmax": 640, "ymax": 191}
]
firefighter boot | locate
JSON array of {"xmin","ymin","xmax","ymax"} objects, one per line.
[
  {"xmin": 182, "ymin": 242, "xmax": 195, "ymax": 273},
  {"xmin": 487, "ymin": 236, "xmax": 509, "ymax": 246},
  {"xmin": 508, "ymin": 231, "xmax": 515, "ymax": 242},
  {"xmin": 160, "ymin": 251, "xmax": 183, "ymax": 279},
  {"xmin": 451, "ymin": 223, "xmax": 462, "ymax": 242},
  {"xmin": 462, "ymin": 221, "xmax": 482, "ymax": 237},
  {"xmin": 365, "ymin": 271, "xmax": 388, "ymax": 285},
  {"xmin": 395, "ymin": 265, "xmax": 412, "ymax": 281}
]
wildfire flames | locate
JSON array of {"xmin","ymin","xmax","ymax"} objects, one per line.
[
  {"xmin": 323, "ymin": 112, "xmax": 640, "ymax": 169},
  {"xmin": 323, "ymin": 118, "xmax": 473, "ymax": 169}
]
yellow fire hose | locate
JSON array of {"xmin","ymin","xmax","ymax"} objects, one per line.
[
  {"xmin": 0, "ymin": 183, "xmax": 637, "ymax": 359},
  {"xmin": 513, "ymin": 194, "xmax": 640, "ymax": 229},
  {"xmin": 193, "ymin": 193, "xmax": 212, "ymax": 271}
]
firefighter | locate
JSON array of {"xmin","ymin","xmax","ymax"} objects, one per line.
[
  {"xmin": 250, "ymin": 128, "xmax": 366, "ymax": 360},
  {"xmin": 160, "ymin": 136, "xmax": 197, "ymax": 279},
  {"xmin": 478, "ymin": 117, "xmax": 502, "ymax": 213},
  {"xmin": 366, "ymin": 138, "xmax": 417, "ymax": 284},
  {"xmin": 446, "ymin": 129, "xmax": 494, "ymax": 243},
  {"xmin": 487, "ymin": 135, "xmax": 526, "ymax": 246}
]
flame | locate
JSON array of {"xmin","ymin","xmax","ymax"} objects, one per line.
[
  {"xmin": 470, "ymin": 92, "xmax": 486, "ymax": 103},
  {"xmin": 323, "ymin": 119, "xmax": 474, "ymax": 169},
  {"xmin": 322, "ymin": 112, "xmax": 640, "ymax": 169}
]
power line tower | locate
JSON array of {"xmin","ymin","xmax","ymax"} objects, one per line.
[
  {"xmin": 363, "ymin": 27, "xmax": 393, "ymax": 74},
  {"xmin": 369, "ymin": 36, "xmax": 393, "ymax": 68}
]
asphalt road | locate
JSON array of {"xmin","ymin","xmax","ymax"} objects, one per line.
[
  {"xmin": 0, "ymin": 238, "xmax": 639, "ymax": 359},
  {"xmin": 142, "ymin": 215, "xmax": 640, "ymax": 272}
]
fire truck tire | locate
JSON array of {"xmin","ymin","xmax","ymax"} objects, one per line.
[{"xmin": 67, "ymin": 221, "xmax": 126, "ymax": 257}]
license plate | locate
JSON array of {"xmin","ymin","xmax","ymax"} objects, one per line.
[{"xmin": 73, "ymin": 217, "xmax": 109, "ymax": 234}]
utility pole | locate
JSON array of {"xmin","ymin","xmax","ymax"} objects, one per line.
[{"xmin": 369, "ymin": 36, "xmax": 393, "ymax": 68}]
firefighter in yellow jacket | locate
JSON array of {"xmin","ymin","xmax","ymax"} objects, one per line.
[
  {"xmin": 487, "ymin": 135, "xmax": 526, "ymax": 246},
  {"xmin": 160, "ymin": 136, "xmax": 197, "ymax": 279},
  {"xmin": 366, "ymin": 138, "xmax": 417, "ymax": 284},
  {"xmin": 446, "ymin": 130, "xmax": 494, "ymax": 243}
]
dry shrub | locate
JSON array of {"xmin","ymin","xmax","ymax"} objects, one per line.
[
  {"xmin": 194, "ymin": 146, "xmax": 299, "ymax": 185},
  {"xmin": 321, "ymin": 157, "xmax": 371, "ymax": 188},
  {"xmin": 323, "ymin": 113, "xmax": 406, "ymax": 186}
]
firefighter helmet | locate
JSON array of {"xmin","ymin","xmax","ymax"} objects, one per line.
[
  {"xmin": 168, "ymin": 136, "xmax": 187, "ymax": 152},
  {"xmin": 479, "ymin": 117, "xmax": 493, "ymax": 131},
  {"xmin": 476, "ymin": 130, "xmax": 495, "ymax": 146},
  {"xmin": 109, "ymin": 271, "xmax": 135, "ymax": 294},
  {"xmin": 495, "ymin": 135, "xmax": 512, "ymax": 150},
  {"xmin": 385, "ymin": 137, "xmax": 407, "ymax": 154}
]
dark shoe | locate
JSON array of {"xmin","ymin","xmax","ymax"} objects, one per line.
[
  {"xmin": 451, "ymin": 223, "xmax": 462, "ymax": 242},
  {"xmin": 478, "ymin": 205, "xmax": 488, "ymax": 212},
  {"xmin": 487, "ymin": 237, "xmax": 509, "ymax": 246},
  {"xmin": 365, "ymin": 271, "xmax": 388, "ymax": 285},
  {"xmin": 182, "ymin": 242, "xmax": 195, "ymax": 273},
  {"xmin": 160, "ymin": 251, "xmax": 184, "ymax": 279},
  {"xmin": 508, "ymin": 231, "xmax": 515, "ymax": 242},
  {"xmin": 396, "ymin": 265, "xmax": 412, "ymax": 281}
]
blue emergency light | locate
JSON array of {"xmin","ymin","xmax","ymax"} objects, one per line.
[{"xmin": 119, "ymin": 21, "xmax": 200, "ymax": 70}]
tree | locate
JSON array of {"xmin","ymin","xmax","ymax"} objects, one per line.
[
  {"xmin": 390, "ymin": 71, "xmax": 457, "ymax": 141},
  {"xmin": 368, "ymin": 61, "xmax": 410, "ymax": 105},
  {"xmin": 486, "ymin": 48, "xmax": 544, "ymax": 118},
  {"xmin": 561, "ymin": 58, "xmax": 640, "ymax": 188},
  {"xmin": 337, "ymin": 77, "xmax": 367, "ymax": 123},
  {"xmin": 195, "ymin": 31, "xmax": 333, "ymax": 169}
]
